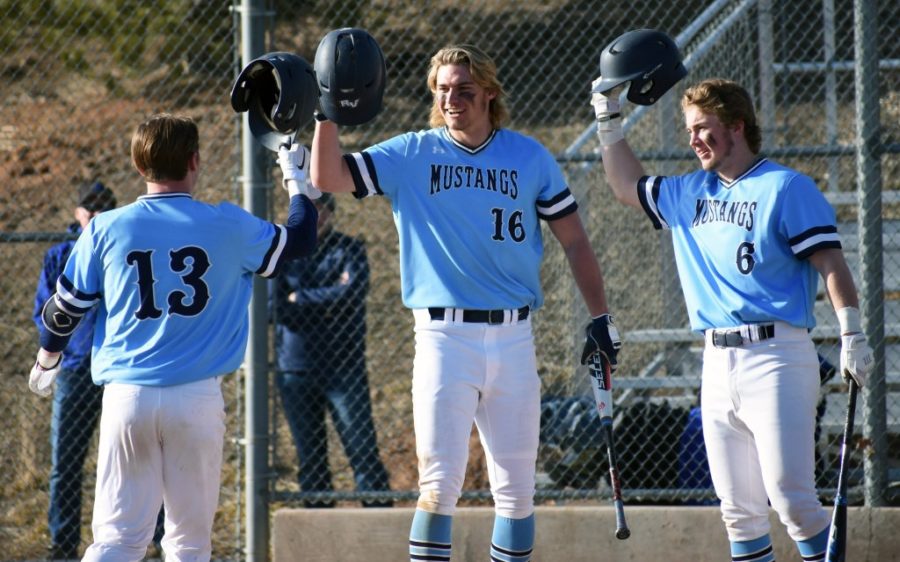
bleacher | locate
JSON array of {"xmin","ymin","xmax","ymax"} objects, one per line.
[{"xmin": 616, "ymin": 207, "xmax": 900, "ymax": 487}]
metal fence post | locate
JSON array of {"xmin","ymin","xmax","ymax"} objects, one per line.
[
  {"xmin": 239, "ymin": 0, "xmax": 271, "ymax": 558},
  {"xmin": 657, "ymin": 94, "xmax": 688, "ymax": 377},
  {"xmin": 757, "ymin": 0, "xmax": 776, "ymax": 150},
  {"xmin": 823, "ymin": 0, "xmax": 840, "ymax": 193},
  {"xmin": 854, "ymin": 0, "xmax": 887, "ymax": 507}
]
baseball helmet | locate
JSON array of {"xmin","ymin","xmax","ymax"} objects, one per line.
[
  {"xmin": 593, "ymin": 28, "xmax": 687, "ymax": 106},
  {"xmin": 230, "ymin": 51, "xmax": 318, "ymax": 151},
  {"xmin": 314, "ymin": 28, "xmax": 386, "ymax": 126}
]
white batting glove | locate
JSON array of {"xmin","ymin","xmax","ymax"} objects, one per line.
[
  {"xmin": 29, "ymin": 349, "xmax": 62, "ymax": 397},
  {"xmin": 837, "ymin": 307, "xmax": 874, "ymax": 388},
  {"xmin": 277, "ymin": 143, "xmax": 321, "ymax": 200},
  {"xmin": 590, "ymin": 78, "xmax": 624, "ymax": 146},
  {"xmin": 841, "ymin": 334, "xmax": 873, "ymax": 387}
]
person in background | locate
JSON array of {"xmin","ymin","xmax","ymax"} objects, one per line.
[{"xmin": 272, "ymin": 192, "xmax": 393, "ymax": 508}]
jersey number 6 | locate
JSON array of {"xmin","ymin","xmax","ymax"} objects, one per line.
[
  {"xmin": 736, "ymin": 241, "xmax": 755, "ymax": 274},
  {"xmin": 126, "ymin": 246, "xmax": 211, "ymax": 320}
]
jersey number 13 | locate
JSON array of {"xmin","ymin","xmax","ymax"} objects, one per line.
[{"xmin": 126, "ymin": 246, "xmax": 211, "ymax": 320}]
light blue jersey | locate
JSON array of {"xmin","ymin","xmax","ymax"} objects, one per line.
[
  {"xmin": 343, "ymin": 127, "xmax": 577, "ymax": 310},
  {"xmin": 56, "ymin": 193, "xmax": 289, "ymax": 386},
  {"xmin": 637, "ymin": 158, "xmax": 840, "ymax": 332}
]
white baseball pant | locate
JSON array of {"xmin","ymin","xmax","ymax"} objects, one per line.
[
  {"xmin": 411, "ymin": 309, "xmax": 540, "ymax": 519},
  {"xmin": 81, "ymin": 376, "xmax": 226, "ymax": 562},
  {"xmin": 701, "ymin": 322, "xmax": 830, "ymax": 542}
]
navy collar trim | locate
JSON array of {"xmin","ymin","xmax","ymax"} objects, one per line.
[
  {"xmin": 444, "ymin": 127, "xmax": 498, "ymax": 155},
  {"xmin": 719, "ymin": 158, "xmax": 767, "ymax": 188},
  {"xmin": 138, "ymin": 192, "xmax": 193, "ymax": 201}
]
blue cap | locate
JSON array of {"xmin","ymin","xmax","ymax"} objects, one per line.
[{"xmin": 78, "ymin": 181, "xmax": 117, "ymax": 212}]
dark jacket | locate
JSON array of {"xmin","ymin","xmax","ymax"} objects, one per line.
[
  {"xmin": 33, "ymin": 224, "xmax": 97, "ymax": 372},
  {"xmin": 271, "ymin": 230, "xmax": 368, "ymax": 373}
]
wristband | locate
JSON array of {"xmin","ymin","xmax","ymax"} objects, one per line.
[
  {"xmin": 596, "ymin": 117, "xmax": 624, "ymax": 146},
  {"xmin": 37, "ymin": 348, "xmax": 61, "ymax": 370},
  {"xmin": 285, "ymin": 179, "xmax": 302, "ymax": 198},
  {"xmin": 837, "ymin": 307, "xmax": 861, "ymax": 335},
  {"xmin": 285, "ymin": 178, "xmax": 322, "ymax": 200},
  {"xmin": 314, "ymin": 110, "xmax": 329, "ymax": 122}
]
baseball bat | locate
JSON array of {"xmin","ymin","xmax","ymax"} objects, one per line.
[
  {"xmin": 824, "ymin": 379, "xmax": 858, "ymax": 562},
  {"xmin": 588, "ymin": 352, "xmax": 630, "ymax": 540}
]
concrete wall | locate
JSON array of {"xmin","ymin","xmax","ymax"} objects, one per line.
[{"xmin": 273, "ymin": 506, "xmax": 900, "ymax": 561}]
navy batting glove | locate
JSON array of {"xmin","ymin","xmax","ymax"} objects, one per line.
[{"xmin": 580, "ymin": 314, "xmax": 622, "ymax": 372}]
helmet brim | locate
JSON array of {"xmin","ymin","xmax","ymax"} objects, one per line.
[
  {"xmin": 249, "ymin": 116, "xmax": 293, "ymax": 152},
  {"xmin": 591, "ymin": 70, "xmax": 644, "ymax": 95}
]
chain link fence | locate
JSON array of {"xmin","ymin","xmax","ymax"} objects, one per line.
[
  {"xmin": 0, "ymin": 1, "xmax": 244, "ymax": 559},
  {"xmin": 1, "ymin": 0, "xmax": 898, "ymax": 560}
]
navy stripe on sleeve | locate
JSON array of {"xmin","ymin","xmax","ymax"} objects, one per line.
[
  {"xmin": 637, "ymin": 175, "xmax": 667, "ymax": 230},
  {"xmin": 257, "ymin": 195, "xmax": 318, "ymax": 277},
  {"xmin": 256, "ymin": 224, "xmax": 285, "ymax": 277},
  {"xmin": 56, "ymin": 275, "xmax": 101, "ymax": 315},
  {"xmin": 790, "ymin": 225, "xmax": 842, "ymax": 259},
  {"xmin": 537, "ymin": 188, "xmax": 578, "ymax": 221},
  {"xmin": 345, "ymin": 152, "xmax": 383, "ymax": 199}
]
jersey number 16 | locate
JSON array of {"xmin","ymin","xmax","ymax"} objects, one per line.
[{"xmin": 491, "ymin": 208, "xmax": 526, "ymax": 243}]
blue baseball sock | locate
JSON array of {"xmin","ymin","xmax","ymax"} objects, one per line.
[
  {"xmin": 409, "ymin": 509, "xmax": 452, "ymax": 561},
  {"xmin": 730, "ymin": 534, "xmax": 775, "ymax": 562},
  {"xmin": 796, "ymin": 526, "xmax": 829, "ymax": 562},
  {"xmin": 490, "ymin": 513, "xmax": 534, "ymax": 561}
]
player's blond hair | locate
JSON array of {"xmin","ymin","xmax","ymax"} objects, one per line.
[
  {"xmin": 131, "ymin": 113, "xmax": 200, "ymax": 182},
  {"xmin": 427, "ymin": 44, "xmax": 509, "ymax": 129},
  {"xmin": 682, "ymin": 79, "xmax": 762, "ymax": 154}
]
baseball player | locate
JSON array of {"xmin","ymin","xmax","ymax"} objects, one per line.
[
  {"xmin": 34, "ymin": 182, "xmax": 115, "ymax": 559},
  {"xmin": 309, "ymin": 41, "xmax": 620, "ymax": 561},
  {"xmin": 592, "ymin": 44, "xmax": 874, "ymax": 562},
  {"xmin": 28, "ymin": 113, "xmax": 319, "ymax": 562}
]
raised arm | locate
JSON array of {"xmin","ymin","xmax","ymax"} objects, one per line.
[
  {"xmin": 310, "ymin": 119, "xmax": 356, "ymax": 193},
  {"xmin": 276, "ymin": 144, "xmax": 320, "ymax": 260},
  {"xmin": 591, "ymin": 83, "xmax": 646, "ymax": 210},
  {"xmin": 599, "ymin": 140, "xmax": 646, "ymax": 210}
]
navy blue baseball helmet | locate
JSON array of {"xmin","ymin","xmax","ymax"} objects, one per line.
[
  {"xmin": 593, "ymin": 29, "xmax": 687, "ymax": 106},
  {"xmin": 314, "ymin": 28, "xmax": 386, "ymax": 126},
  {"xmin": 230, "ymin": 52, "xmax": 318, "ymax": 151}
]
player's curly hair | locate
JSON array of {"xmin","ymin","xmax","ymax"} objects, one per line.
[
  {"xmin": 131, "ymin": 113, "xmax": 200, "ymax": 182},
  {"xmin": 427, "ymin": 44, "xmax": 509, "ymax": 129},
  {"xmin": 682, "ymin": 79, "xmax": 762, "ymax": 154}
]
